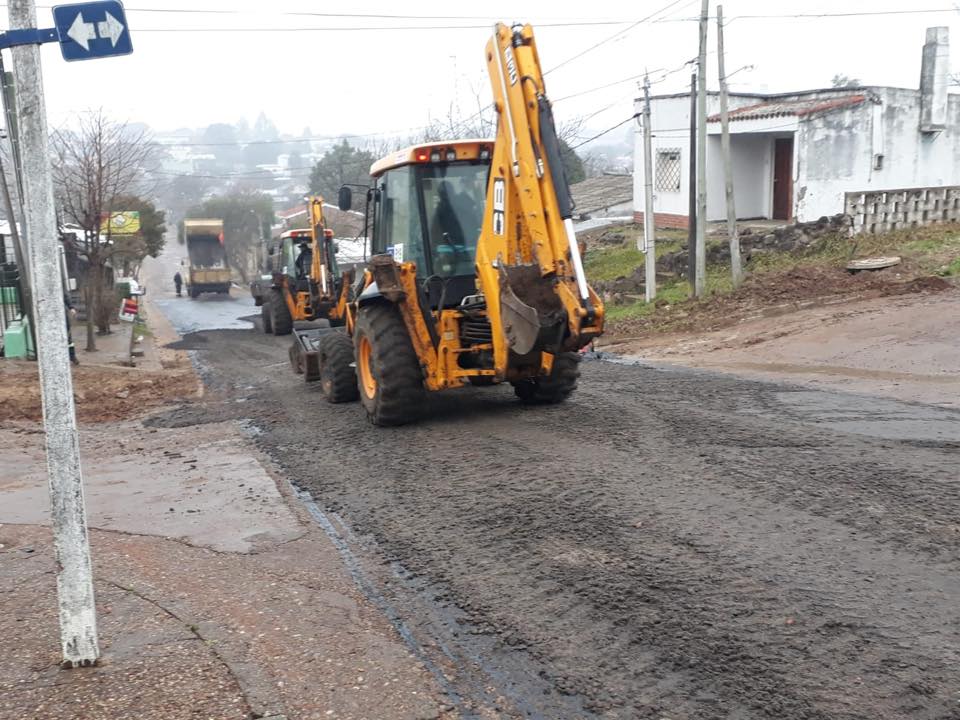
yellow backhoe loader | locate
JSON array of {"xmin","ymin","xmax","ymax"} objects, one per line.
[
  {"xmin": 258, "ymin": 197, "xmax": 351, "ymax": 337},
  {"xmin": 300, "ymin": 22, "xmax": 605, "ymax": 424}
]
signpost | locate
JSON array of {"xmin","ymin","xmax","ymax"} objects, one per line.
[
  {"xmin": 52, "ymin": 1, "xmax": 131, "ymax": 61},
  {"xmin": 3, "ymin": 0, "xmax": 133, "ymax": 668}
]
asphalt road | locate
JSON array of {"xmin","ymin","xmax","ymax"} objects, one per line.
[{"xmin": 151, "ymin": 295, "xmax": 960, "ymax": 720}]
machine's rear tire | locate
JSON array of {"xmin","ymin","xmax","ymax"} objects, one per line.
[
  {"xmin": 261, "ymin": 301, "xmax": 274, "ymax": 334},
  {"xmin": 354, "ymin": 303, "xmax": 425, "ymax": 425},
  {"xmin": 319, "ymin": 332, "xmax": 359, "ymax": 403},
  {"xmin": 512, "ymin": 352, "xmax": 581, "ymax": 404},
  {"xmin": 270, "ymin": 289, "xmax": 293, "ymax": 336}
]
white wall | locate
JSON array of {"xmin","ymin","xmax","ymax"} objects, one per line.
[
  {"xmin": 705, "ymin": 133, "xmax": 779, "ymax": 220},
  {"xmin": 796, "ymin": 89, "xmax": 960, "ymax": 221},
  {"xmin": 635, "ymin": 92, "xmax": 793, "ymax": 221},
  {"xmin": 634, "ymin": 94, "xmax": 763, "ymax": 216}
]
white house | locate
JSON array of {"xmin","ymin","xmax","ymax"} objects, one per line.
[{"xmin": 634, "ymin": 27, "xmax": 960, "ymax": 232}]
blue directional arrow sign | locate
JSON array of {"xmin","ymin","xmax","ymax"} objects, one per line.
[{"xmin": 52, "ymin": 1, "xmax": 132, "ymax": 62}]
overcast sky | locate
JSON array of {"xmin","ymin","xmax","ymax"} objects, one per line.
[{"xmin": 18, "ymin": 0, "xmax": 960, "ymax": 143}]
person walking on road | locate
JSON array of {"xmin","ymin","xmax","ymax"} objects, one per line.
[{"xmin": 173, "ymin": 271, "xmax": 183, "ymax": 297}]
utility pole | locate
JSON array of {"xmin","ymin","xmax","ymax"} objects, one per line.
[
  {"xmin": 687, "ymin": 71, "xmax": 697, "ymax": 292},
  {"xmin": 695, "ymin": 0, "xmax": 708, "ymax": 298},
  {"xmin": 717, "ymin": 5, "xmax": 742, "ymax": 287},
  {"xmin": 8, "ymin": 0, "xmax": 99, "ymax": 666},
  {"xmin": 641, "ymin": 74, "xmax": 656, "ymax": 302}
]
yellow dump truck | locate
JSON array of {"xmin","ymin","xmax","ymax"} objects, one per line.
[{"xmin": 182, "ymin": 219, "xmax": 231, "ymax": 298}]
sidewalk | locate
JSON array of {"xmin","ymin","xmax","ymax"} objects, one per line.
[{"xmin": 0, "ymin": 311, "xmax": 448, "ymax": 719}]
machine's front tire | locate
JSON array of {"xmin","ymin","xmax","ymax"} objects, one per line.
[
  {"xmin": 319, "ymin": 332, "xmax": 359, "ymax": 403},
  {"xmin": 354, "ymin": 303, "xmax": 425, "ymax": 425},
  {"xmin": 270, "ymin": 289, "xmax": 293, "ymax": 336},
  {"xmin": 512, "ymin": 352, "xmax": 581, "ymax": 404},
  {"xmin": 261, "ymin": 301, "xmax": 274, "ymax": 334}
]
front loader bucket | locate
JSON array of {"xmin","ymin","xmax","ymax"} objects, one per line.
[{"xmin": 499, "ymin": 265, "xmax": 565, "ymax": 355}]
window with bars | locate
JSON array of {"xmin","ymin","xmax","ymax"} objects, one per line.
[{"xmin": 655, "ymin": 148, "xmax": 682, "ymax": 192}]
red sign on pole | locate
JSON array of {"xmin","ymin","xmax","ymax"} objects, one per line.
[{"xmin": 118, "ymin": 296, "xmax": 138, "ymax": 322}]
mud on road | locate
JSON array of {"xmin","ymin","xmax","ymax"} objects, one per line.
[{"xmin": 160, "ymin": 325, "xmax": 960, "ymax": 719}]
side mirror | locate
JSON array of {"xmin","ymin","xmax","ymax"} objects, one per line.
[{"xmin": 337, "ymin": 186, "xmax": 352, "ymax": 212}]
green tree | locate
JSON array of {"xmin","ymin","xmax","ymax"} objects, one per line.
[
  {"xmin": 186, "ymin": 189, "xmax": 274, "ymax": 282},
  {"xmin": 559, "ymin": 138, "xmax": 586, "ymax": 185},
  {"xmin": 309, "ymin": 139, "xmax": 375, "ymax": 201}
]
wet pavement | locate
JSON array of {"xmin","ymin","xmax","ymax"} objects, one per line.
[
  {"xmin": 141, "ymin": 243, "xmax": 256, "ymax": 335},
  {"xmin": 168, "ymin": 314, "xmax": 960, "ymax": 719}
]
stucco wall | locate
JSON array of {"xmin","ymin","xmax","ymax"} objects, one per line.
[
  {"xmin": 796, "ymin": 89, "xmax": 960, "ymax": 221},
  {"xmin": 705, "ymin": 133, "xmax": 776, "ymax": 220},
  {"xmin": 634, "ymin": 93, "xmax": 759, "ymax": 223}
]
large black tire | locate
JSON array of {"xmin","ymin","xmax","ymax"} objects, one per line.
[
  {"xmin": 318, "ymin": 332, "xmax": 359, "ymax": 403},
  {"xmin": 512, "ymin": 352, "xmax": 581, "ymax": 404},
  {"xmin": 269, "ymin": 289, "xmax": 293, "ymax": 336},
  {"xmin": 261, "ymin": 301, "xmax": 274, "ymax": 334},
  {"xmin": 353, "ymin": 303, "xmax": 425, "ymax": 426}
]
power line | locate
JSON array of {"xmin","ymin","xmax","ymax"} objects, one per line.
[
  {"xmin": 545, "ymin": 0, "xmax": 696, "ymax": 75},
  {"xmin": 722, "ymin": 7, "xmax": 958, "ymax": 20},
  {"xmin": 569, "ymin": 114, "xmax": 640, "ymax": 150},
  {"xmin": 118, "ymin": 20, "xmax": 644, "ymax": 33},
  {"xmin": 7, "ymin": 4, "xmax": 648, "ymax": 21}
]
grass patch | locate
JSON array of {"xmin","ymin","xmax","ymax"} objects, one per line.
[
  {"xmin": 936, "ymin": 256, "xmax": 960, "ymax": 277},
  {"xmin": 585, "ymin": 237, "xmax": 684, "ymax": 282},
  {"xmin": 585, "ymin": 221, "xmax": 960, "ymax": 337}
]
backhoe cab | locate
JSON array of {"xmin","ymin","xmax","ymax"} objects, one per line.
[{"xmin": 317, "ymin": 22, "xmax": 605, "ymax": 425}]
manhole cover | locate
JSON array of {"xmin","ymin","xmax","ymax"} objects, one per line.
[{"xmin": 846, "ymin": 256, "xmax": 901, "ymax": 272}]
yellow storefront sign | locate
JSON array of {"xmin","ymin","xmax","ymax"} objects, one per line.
[{"xmin": 101, "ymin": 211, "xmax": 141, "ymax": 235}]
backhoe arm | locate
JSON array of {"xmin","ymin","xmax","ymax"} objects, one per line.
[{"xmin": 477, "ymin": 23, "xmax": 604, "ymax": 371}]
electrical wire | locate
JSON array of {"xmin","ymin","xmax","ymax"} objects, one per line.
[
  {"xmin": 569, "ymin": 114, "xmax": 640, "ymax": 151},
  {"xmin": 111, "ymin": 20, "xmax": 645, "ymax": 33},
  {"xmin": 544, "ymin": 0, "xmax": 696, "ymax": 75}
]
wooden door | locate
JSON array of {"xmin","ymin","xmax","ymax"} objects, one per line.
[{"xmin": 772, "ymin": 137, "xmax": 794, "ymax": 220}]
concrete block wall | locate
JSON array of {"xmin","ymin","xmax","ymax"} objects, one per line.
[{"xmin": 845, "ymin": 185, "xmax": 960, "ymax": 233}]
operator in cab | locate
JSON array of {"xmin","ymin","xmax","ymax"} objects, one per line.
[{"xmin": 294, "ymin": 240, "xmax": 312, "ymax": 290}]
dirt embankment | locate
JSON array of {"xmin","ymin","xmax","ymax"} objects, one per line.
[
  {"xmin": 608, "ymin": 264, "xmax": 952, "ymax": 340},
  {"xmin": 0, "ymin": 360, "xmax": 198, "ymax": 424}
]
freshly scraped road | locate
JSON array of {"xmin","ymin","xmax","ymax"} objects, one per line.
[{"xmin": 156, "ymin": 313, "xmax": 960, "ymax": 719}]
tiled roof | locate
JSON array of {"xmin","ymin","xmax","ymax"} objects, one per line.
[
  {"xmin": 707, "ymin": 94, "xmax": 867, "ymax": 122},
  {"xmin": 570, "ymin": 173, "xmax": 633, "ymax": 215}
]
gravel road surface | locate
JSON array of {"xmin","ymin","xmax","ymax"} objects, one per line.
[{"xmin": 152, "ymin": 305, "xmax": 960, "ymax": 719}]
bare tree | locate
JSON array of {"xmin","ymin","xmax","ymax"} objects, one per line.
[{"xmin": 51, "ymin": 110, "xmax": 158, "ymax": 351}]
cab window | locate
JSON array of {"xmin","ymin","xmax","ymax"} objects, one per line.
[{"xmin": 379, "ymin": 166, "xmax": 427, "ymax": 271}]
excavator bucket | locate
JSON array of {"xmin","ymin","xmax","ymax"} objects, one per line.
[
  {"xmin": 499, "ymin": 269, "xmax": 541, "ymax": 355},
  {"xmin": 498, "ymin": 264, "xmax": 566, "ymax": 355}
]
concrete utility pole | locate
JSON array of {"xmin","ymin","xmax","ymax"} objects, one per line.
[
  {"xmin": 8, "ymin": 0, "xmax": 99, "ymax": 666},
  {"xmin": 641, "ymin": 74, "xmax": 656, "ymax": 302},
  {"xmin": 716, "ymin": 5, "xmax": 743, "ymax": 287},
  {"xmin": 695, "ymin": 0, "xmax": 708, "ymax": 297},
  {"xmin": 687, "ymin": 71, "xmax": 697, "ymax": 291}
]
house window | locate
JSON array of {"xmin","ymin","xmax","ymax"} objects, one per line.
[{"xmin": 655, "ymin": 148, "xmax": 682, "ymax": 192}]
